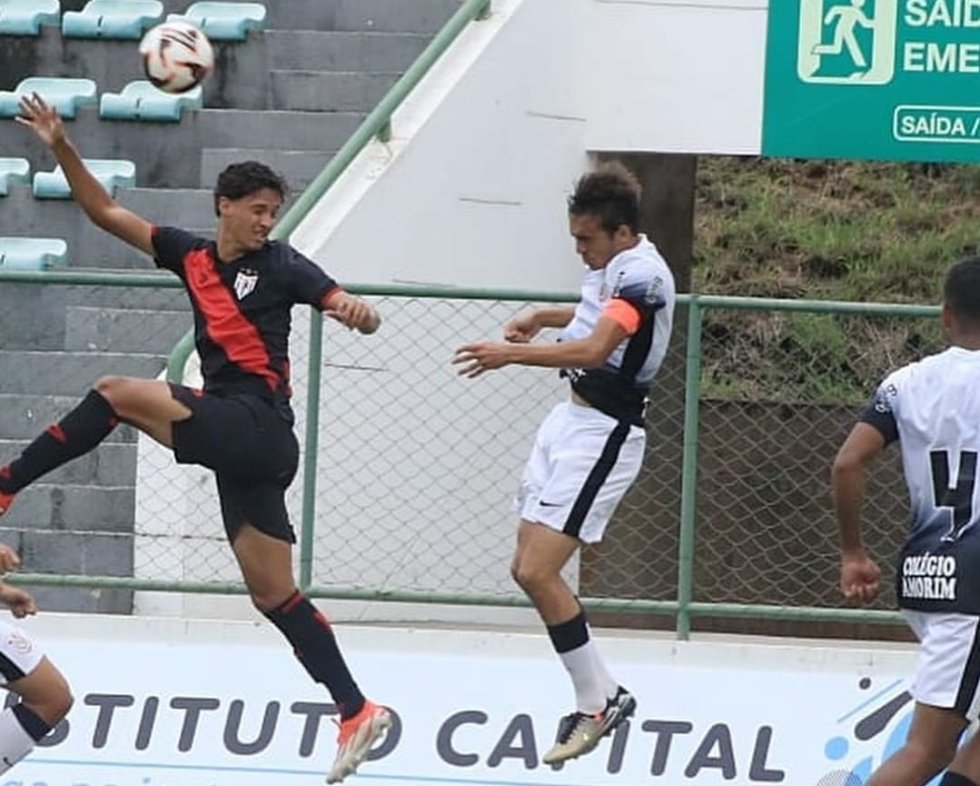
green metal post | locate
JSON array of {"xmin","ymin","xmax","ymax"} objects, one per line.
[
  {"xmin": 299, "ymin": 311, "xmax": 324, "ymax": 591},
  {"xmin": 676, "ymin": 297, "xmax": 704, "ymax": 640}
]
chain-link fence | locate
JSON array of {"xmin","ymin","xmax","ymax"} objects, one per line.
[{"xmin": 0, "ymin": 271, "xmax": 942, "ymax": 637}]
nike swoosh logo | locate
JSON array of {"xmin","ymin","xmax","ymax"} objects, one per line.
[{"xmin": 539, "ymin": 501, "xmax": 563, "ymax": 507}]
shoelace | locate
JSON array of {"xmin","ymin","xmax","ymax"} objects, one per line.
[{"xmin": 555, "ymin": 712, "xmax": 592, "ymax": 743}]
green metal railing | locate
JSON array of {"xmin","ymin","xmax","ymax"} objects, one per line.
[
  {"xmin": 164, "ymin": 0, "xmax": 493, "ymax": 384},
  {"xmin": 0, "ymin": 266, "xmax": 942, "ymax": 638},
  {"xmin": 165, "ymin": 0, "xmax": 493, "ymax": 584}
]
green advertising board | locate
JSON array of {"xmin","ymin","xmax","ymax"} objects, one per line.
[{"xmin": 763, "ymin": 0, "xmax": 980, "ymax": 161}]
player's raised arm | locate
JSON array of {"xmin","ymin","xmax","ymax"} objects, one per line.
[{"xmin": 17, "ymin": 93, "xmax": 153, "ymax": 257}]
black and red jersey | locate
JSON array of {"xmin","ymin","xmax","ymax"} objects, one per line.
[{"xmin": 152, "ymin": 226, "xmax": 339, "ymax": 422}]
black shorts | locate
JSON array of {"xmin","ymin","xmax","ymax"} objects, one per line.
[{"xmin": 169, "ymin": 384, "xmax": 299, "ymax": 543}]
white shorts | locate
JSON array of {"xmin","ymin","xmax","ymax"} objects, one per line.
[
  {"xmin": 903, "ymin": 610, "xmax": 980, "ymax": 718},
  {"xmin": 516, "ymin": 401, "xmax": 645, "ymax": 544}
]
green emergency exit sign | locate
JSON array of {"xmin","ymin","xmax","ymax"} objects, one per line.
[{"xmin": 763, "ymin": 0, "xmax": 980, "ymax": 161}]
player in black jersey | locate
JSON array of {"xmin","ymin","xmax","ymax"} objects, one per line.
[{"xmin": 12, "ymin": 93, "xmax": 389, "ymax": 784}]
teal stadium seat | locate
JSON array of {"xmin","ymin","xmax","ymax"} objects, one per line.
[
  {"xmin": 100, "ymin": 81, "xmax": 202, "ymax": 122},
  {"xmin": 0, "ymin": 77, "xmax": 98, "ymax": 119},
  {"xmin": 167, "ymin": 1, "xmax": 266, "ymax": 41},
  {"xmin": 62, "ymin": 0, "xmax": 163, "ymax": 39},
  {"xmin": 0, "ymin": 238, "xmax": 68, "ymax": 270},
  {"xmin": 0, "ymin": 0, "xmax": 60, "ymax": 36},
  {"xmin": 33, "ymin": 159, "xmax": 136, "ymax": 199},
  {"xmin": 0, "ymin": 158, "xmax": 29, "ymax": 196}
]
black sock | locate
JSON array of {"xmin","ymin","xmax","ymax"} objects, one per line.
[
  {"xmin": 546, "ymin": 611, "xmax": 590, "ymax": 654},
  {"xmin": 941, "ymin": 774, "xmax": 980, "ymax": 786},
  {"xmin": 263, "ymin": 591, "xmax": 365, "ymax": 719},
  {"xmin": 0, "ymin": 390, "xmax": 118, "ymax": 494},
  {"xmin": 12, "ymin": 704, "xmax": 51, "ymax": 742}
]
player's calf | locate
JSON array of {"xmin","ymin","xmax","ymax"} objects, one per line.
[{"xmin": 0, "ymin": 656, "xmax": 73, "ymax": 774}]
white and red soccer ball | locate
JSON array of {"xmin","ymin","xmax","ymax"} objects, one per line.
[{"xmin": 139, "ymin": 21, "xmax": 214, "ymax": 94}]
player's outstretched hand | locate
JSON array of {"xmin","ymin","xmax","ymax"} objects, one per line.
[
  {"xmin": 16, "ymin": 92, "xmax": 67, "ymax": 148},
  {"xmin": 0, "ymin": 584, "xmax": 37, "ymax": 619},
  {"xmin": 0, "ymin": 543, "xmax": 36, "ymax": 618},
  {"xmin": 0, "ymin": 543, "xmax": 20, "ymax": 574},
  {"xmin": 504, "ymin": 312, "xmax": 540, "ymax": 344},
  {"xmin": 840, "ymin": 550, "xmax": 881, "ymax": 604},
  {"xmin": 453, "ymin": 342, "xmax": 513, "ymax": 378},
  {"xmin": 325, "ymin": 293, "xmax": 380, "ymax": 335}
]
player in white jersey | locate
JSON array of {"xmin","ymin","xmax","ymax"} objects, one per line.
[
  {"xmin": 833, "ymin": 257, "xmax": 980, "ymax": 786},
  {"xmin": 454, "ymin": 162, "xmax": 675, "ymax": 766},
  {"xmin": 0, "ymin": 542, "xmax": 73, "ymax": 775}
]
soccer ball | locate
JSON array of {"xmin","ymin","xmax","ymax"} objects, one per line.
[{"xmin": 139, "ymin": 21, "xmax": 214, "ymax": 94}]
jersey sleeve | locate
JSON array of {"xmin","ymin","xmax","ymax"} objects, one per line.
[
  {"xmin": 151, "ymin": 226, "xmax": 203, "ymax": 275},
  {"xmin": 859, "ymin": 374, "xmax": 900, "ymax": 445},
  {"xmin": 604, "ymin": 265, "xmax": 671, "ymax": 334},
  {"xmin": 284, "ymin": 246, "xmax": 340, "ymax": 307}
]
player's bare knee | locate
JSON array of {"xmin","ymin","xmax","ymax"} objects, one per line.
[
  {"xmin": 93, "ymin": 375, "xmax": 130, "ymax": 409},
  {"xmin": 906, "ymin": 737, "xmax": 956, "ymax": 775},
  {"xmin": 14, "ymin": 663, "xmax": 74, "ymax": 726},
  {"xmin": 25, "ymin": 690, "xmax": 73, "ymax": 728},
  {"xmin": 249, "ymin": 588, "xmax": 293, "ymax": 613},
  {"xmin": 512, "ymin": 562, "xmax": 555, "ymax": 595},
  {"xmin": 37, "ymin": 685, "xmax": 74, "ymax": 724},
  {"xmin": 509, "ymin": 559, "xmax": 523, "ymax": 588}
]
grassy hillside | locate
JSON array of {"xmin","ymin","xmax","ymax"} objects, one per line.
[{"xmin": 691, "ymin": 157, "xmax": 980, "ymax": 402}]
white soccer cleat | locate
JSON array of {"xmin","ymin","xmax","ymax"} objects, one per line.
[
  {"xmin": 326, "ymin": 700, "xmax": 392, "ymax": 784},
  {"xmin": 542, "ymin": 687, "xmax": 636, "ymax": 767}
]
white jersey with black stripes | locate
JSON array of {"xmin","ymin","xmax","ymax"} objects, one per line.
[
  {"xmin": 865, "ymin": 346, "xmax": 980, "ymax": 613},
  {"xmin": 559, "ymin": 234, "xmax": 675, "ymax": 423}
]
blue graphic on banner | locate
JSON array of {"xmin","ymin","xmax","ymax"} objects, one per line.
[{"xmin": 815, "ymin": 677, "xmax": 943, "ymax": 786}]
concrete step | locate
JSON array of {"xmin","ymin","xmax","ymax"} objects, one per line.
[
  {"xmin": 0, "ymin": 439, "xmax": 135, "ymax": 487},
  {"xmin": 0, "ymin": 394, "xmax": 138, "ymax": 443},
  {"xmin": 64, "ymin": 307, "xmax": 192, "ymax": 355},
  {"xmin": 0, "ymin": 483, "xmax": 134, "ymax": 533},
  {"xmin": 0, "ymin": 108, "xmax": 364, "ymax": 189},
  {"xmin": 270, "ymin": 70, "xmax": 399, "ymax": 112},
  {"xmin": 0, "ymin": 187, "xmax": 214, "ymax": 269},
  {"xmin": 0, "ymin": 351, "xmax": 166, "ymax": 396},
  {"xmin": 264, "ymin": 0, "xmax": 464, "ymax": 33},
  {"xmin": 0, "ymin": 273, "xmax": 190, "ymax": 351},
  {"xmin": 0, "ymin": 527, "xmax": 133, "ymax": 613},
  {"xmin": 201, "ymin": 148, "xmax": 335, "ymax": 192},
  {"xmin": 119, "ymin": 189, "xmax": 216, "ymax": 229},
  {"xmin": 266, "ymin": 30, "xmax": 430, "ymax": 72}
]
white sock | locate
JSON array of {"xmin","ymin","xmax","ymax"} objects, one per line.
[
  {"xmin": 587, "ymin": 637, "xmax": 620, "ymax": 703},
  {"xmin": 0, "ymin": 706, "xmax": 37, "ymax": 773},
  {"xmin": 559, "ymin": 638, "xmax": 619, "ymax": 714}
]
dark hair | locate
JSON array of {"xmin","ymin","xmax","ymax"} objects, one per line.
[
  {"xmin": 945, "ymin": 256, "xmax": 980, "ymax": 326},
  {"xmin": 213, "ymin": 161, "xmax": 288, "ymax": 216},
  {"xmin": 567, "ymin": 161, "xmax": 642, "ymax": 234}
]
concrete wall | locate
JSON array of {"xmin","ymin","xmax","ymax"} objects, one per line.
[
  {"xmin": 292, "ymin": 0, "xmax": 767, "ymax": 288},
  {"xmin": 134, "ymin": 0, "xmax": 775, "ymax": 618}
]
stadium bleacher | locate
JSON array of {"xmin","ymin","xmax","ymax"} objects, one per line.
[
  {"xmin": 0, "ymin": 0, "xmax": 463, "ymax": 612},
  {"xmin": 62, "ymin": 0, "xmax": 164, "ymax": 39}
]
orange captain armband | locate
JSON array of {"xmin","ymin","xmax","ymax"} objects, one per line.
[{"xmin": 602, "ymin": 298, "xmax": 642, "ymax": 335}]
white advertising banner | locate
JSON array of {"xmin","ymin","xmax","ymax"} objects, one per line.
[{"xmin": 0, "ymin": 615, "xmax": 931, "ymax": 786}]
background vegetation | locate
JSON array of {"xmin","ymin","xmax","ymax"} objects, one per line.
[{"xmin": 691, "ymin": 157, "xmax": 980, "ymax": 402}]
